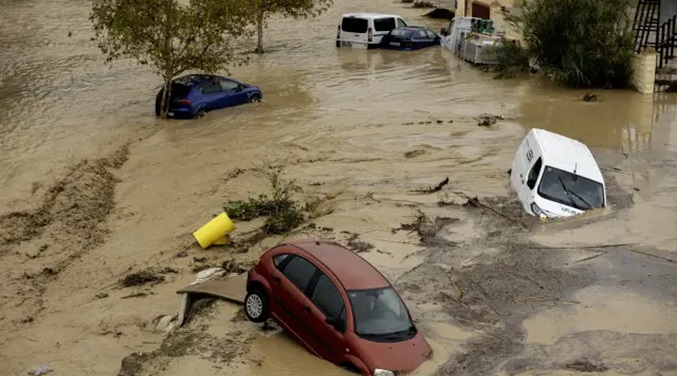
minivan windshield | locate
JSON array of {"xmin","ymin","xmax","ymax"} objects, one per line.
[
  {"xmin": 347, "ymin": 287, "xmax": 415, "ymax": 342},
  {"xmin": 537, "ymin": 166, "xmax": 605, "ymax": 210}
]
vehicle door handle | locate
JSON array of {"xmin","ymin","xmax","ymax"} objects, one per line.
[
  {"xmin": 304, "ymin": 306, "xmax": 311, "ymax": 314},
  {"xmin": 274, "ymin": 277, "xmax": 281, "ymax": 285}
]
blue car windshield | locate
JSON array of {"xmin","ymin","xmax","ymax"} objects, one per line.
[{"xmin": 347, "ymin": 287, "xmax": 415, "ymax": 341}]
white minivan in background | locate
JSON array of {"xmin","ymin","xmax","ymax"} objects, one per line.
[
  {"xmin": 510, "ymin": 128, "xmax": 607, "ymax": 219},
  {"xmin": 336, "ymin": 13, "xmax": 409, "ymax": 49}
]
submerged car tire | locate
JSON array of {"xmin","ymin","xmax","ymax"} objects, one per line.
[
  {"xmin": 248, "ymin": 95, "xmax": 261, "ymax": 103},
  {"xmin": 244, "ymin": 288, "xmax": 269, "ymax": 323},
  {"xmin": 340, "ymin": 363, "xmax": 361, "ymax": 374},
  {"xmin": 194, "ymin": 108, "xmax": 206, "ymax": 119}
]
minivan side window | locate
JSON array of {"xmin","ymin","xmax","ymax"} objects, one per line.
[
  {"xmin": 342, "ymin": 18, "xmax": 368, "ymax": 33},
  {"xmin": 281, "ymin": 255, "xmax": 317, "ymax": 293},
  {"xmin": 310, "ymin": 273, "xmax": 346, "ymax": 324},
  {"xmin": 374, "ymin": 17, "xmax": 396, "ymax": 32},
  {"xmin": 527, "ymin": 157, "xmax": 543, "ymax": 190}
]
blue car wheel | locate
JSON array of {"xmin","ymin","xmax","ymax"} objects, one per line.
[{"xmin": 194, "ymin": 108, "xmax": 206, "ymax": 119}]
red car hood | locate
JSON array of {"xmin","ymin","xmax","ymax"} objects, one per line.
[{"xmin": 355, "ymin": 332, "xmax": 432, "ymax": 373}]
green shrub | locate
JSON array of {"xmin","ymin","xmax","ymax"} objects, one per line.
[
  {"xmin": 494, "ymin": 40, "xmax": 531, "ymax": 79},
  {"xmin": 223, "ymin": 167, "xmax": 305, "ymax": 234},
  {"xmin": 498, "ymin": 0, "xmax": 635, "ymax": 88}
]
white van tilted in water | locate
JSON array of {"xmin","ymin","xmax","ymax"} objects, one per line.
[
  {"xmin": 511, "ymin": 129, "xmax": 607, "ymax": 219},
  {"xmin": 336, "ymin": 13, "xmax": 408, "ymax": 49}
]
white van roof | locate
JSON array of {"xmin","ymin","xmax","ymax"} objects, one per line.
[
  {"xmin": 530, "ymin": 128, "xmax": 604, "ymax": 184},
  {"xmin": 341, "ymin": 13, "xmax": 400, "ymax": 19}
]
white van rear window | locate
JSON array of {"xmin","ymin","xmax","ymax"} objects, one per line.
[
  {"xmin": 342, "ymin": 18, "xmax": 368, "ymax": 33},
  {"xmin": 374, "ymin": 18, "xmax": 396, "ymax": 32}
]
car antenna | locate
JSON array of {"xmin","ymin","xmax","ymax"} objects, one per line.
[{"xmin": 574, "ymin": 163, "xmax": 578, "ymax": 174}]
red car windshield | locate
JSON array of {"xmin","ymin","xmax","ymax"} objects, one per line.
[{"xmin": 347, "ymin": 287, "xmax": 415, "ymax": 341}]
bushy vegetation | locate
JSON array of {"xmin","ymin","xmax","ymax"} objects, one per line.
[
  {"xmin": 90, "ymin": 0, "xmax": 254, "ymax": 117},
  {"xmin": 496, "ymin": 0, "xmax": 635, "ymax": 88},
  {"xmin": 223, "ymin": 168, "xmax": 305, "ymax": 234},
  {"xmin": 494, "ymin": 40, "xmax": 531, "ymax": 79}
]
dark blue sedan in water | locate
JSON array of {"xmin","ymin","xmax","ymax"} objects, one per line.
[
  {"xmin": 378, "ymin": 26, "xmax": 441, "ymax": 51},
  {"xmin": 155, "ymin": 74, "xmax": 262, "ymax": 119}
]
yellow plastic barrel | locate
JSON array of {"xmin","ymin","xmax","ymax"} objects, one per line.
[{"xmin": 193, "ymin": 212, "xmax": 235, "ymax": 249}]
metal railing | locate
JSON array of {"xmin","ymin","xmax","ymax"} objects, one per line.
[
  {"xmin": 633, "ymin": 0, "xmax": 660, "ymax": 53},
  {"xmin": 658, "ymin": 14, "xmax": 677, "ymax": 67}
]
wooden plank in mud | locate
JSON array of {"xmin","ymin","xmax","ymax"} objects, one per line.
[{"xmin": 176, "ymin": 273, "xmax": 247, "ymax": 305}]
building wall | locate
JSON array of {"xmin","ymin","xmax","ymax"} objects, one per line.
[
  {"xmin": 490, "ymin": 1, "xmax": 522, "ymax": 40},
  {"xmin": 659, "ymin": 0, "xmax": 677, "ymax": 25},
  {"xmin": 632, "ymin": 48, "xmax": 658, "ymax": 94},
  {"xmin": 457, "ymin": 0, "xmax": 521, "ymax": 39},
  {"xmin": 470, "ymin": 0, "xmax": 519, "ymax": 15}
]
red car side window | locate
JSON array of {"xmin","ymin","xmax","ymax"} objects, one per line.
[
  {"xmin": 280, "ymin": 255, "xmax": 317, "ymax": 294},
  {"xmin": 273, "ymin": 253, "xmax": 291, "ymax": 268},
  {"xmin": 310, "ymin": 274, "xmax": 346, "ymax": 324}
]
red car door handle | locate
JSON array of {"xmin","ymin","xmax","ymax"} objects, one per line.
[
  {"xmin": 274, "ymin": 277, "xmax": 281, "ymax": 285},
  {"xmin": 304, "ymin": 306, "xmax": 311, "ymax": 314}
]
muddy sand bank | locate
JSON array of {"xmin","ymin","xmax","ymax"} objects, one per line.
[
  {"xmin": 1, "ymin": 0, "xmax": 677, "ymax": 373},
  {"xmin": 3, "ymin": 113, "xmax": 674, "ymax": 376}
]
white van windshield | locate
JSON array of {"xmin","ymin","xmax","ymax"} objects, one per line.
[
  {"xmin": 342, "ymin": 18, "xmax": 368, "ymax": 33},
  {"xmin": 537, "ymin": 166, "xmax": 604, "ymax": 210}
]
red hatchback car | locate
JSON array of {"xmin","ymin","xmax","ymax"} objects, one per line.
[{"xmin": 244, "ymin": 238, "xmax": 432, "ymax": 376}]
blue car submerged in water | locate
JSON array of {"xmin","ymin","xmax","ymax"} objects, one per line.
[
  {"xmin": 378, "ymin": 26, "xmax": 441, "ymax": 51},
  {"xmin": 155, "ymin": 74, "xmax": 262, "ymax": 119}
]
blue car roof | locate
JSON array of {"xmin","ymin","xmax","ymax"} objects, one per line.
[{"xmin": 174, "ymin": 74, "xmax": 227, "ymax": 87}]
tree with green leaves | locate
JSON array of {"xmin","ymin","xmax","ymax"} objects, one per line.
[
  {"xmin": 90, "ymin": 0, "xmax": 255, "ymax": 117},
  {"xmin": 497, "ymin": 0, "xmax": 635, "ymax": 88},
  {"xmin": 251, "ymin": 0, "xmax": 333, "ymax": 53}
]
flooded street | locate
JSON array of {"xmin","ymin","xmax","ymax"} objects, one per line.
[{"xmin": 1, "ymin": 0, "xmax": 677, "ymax": 375}]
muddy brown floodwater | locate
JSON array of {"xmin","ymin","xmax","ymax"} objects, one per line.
[{"xmin": 1, "ymin": 0, "xmax": 677, "ymax": 375}]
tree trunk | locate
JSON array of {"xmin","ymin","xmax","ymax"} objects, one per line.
[
  {"xmin": 256, "ymin": 11, "xmax": 264, "ymax": 54},
  {"xmin": 160, "ymin": 76, "xmax": 172, "ymax": 119}
]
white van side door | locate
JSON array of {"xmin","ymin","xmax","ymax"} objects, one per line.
[
  {"xmin": 441, "ymin": 19, "xmax": 456, "ymax": 50},
  {"xmin": 512, "ymin": 135, "xmax": 541, "ymax": 212},
  {"xmin": 521, "ymin": 155, "xmax": 543, "ymax": 210},
  {"xmin": 511, "ymin": 137, "xmax": 527, "ymax": 192}
]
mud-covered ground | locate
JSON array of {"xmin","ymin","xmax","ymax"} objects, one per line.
[
  {"xmin": 2, "ymin": 111, "xmax": 676, "ymax": 376},
  {"xmin": 2, "ymin": 0, "xmax": 677, "ymax": 374}
]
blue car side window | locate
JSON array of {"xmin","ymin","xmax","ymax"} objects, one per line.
[
  {"xmin": 219, "ymin": 79, "xmax": 239, "ymax": 92},
  {"xmin": 200, "ymin": 81, "xmax": 221, "ymax": 95}
]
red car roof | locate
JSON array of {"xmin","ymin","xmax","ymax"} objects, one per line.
[{"xmin": 284, "ymin": 238, "xmax": 391, "ymax": 291}]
